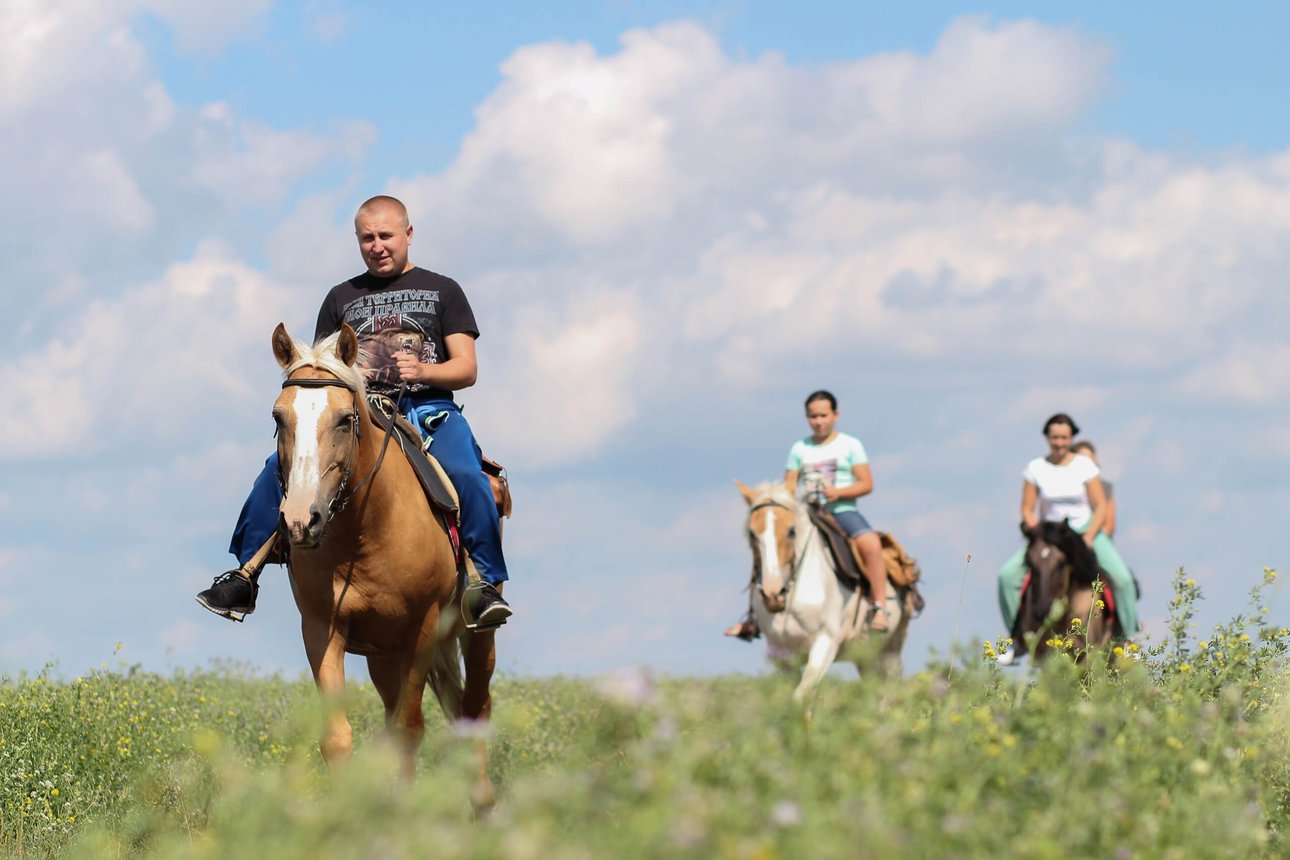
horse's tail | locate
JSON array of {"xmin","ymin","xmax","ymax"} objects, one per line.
[{"xmin": 426, "ymin": 637, "xmax": 465, "ymax": 721}]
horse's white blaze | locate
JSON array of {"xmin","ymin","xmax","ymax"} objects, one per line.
[
  {"xmin": 285, "ymin": 388, "xmax": 328, "ymax": 503},
  {"xmin": 758, "ymin": 515, "xmax": 784, "ymax": 596}
]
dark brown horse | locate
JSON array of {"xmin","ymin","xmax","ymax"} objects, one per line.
[
  {"xmin": 1012, "ymin": 520, "xmax": 1116, "ymax": 661},
  {"xmin": 271, "ymin": 322, "xmax": 496, "ymax": 805}
]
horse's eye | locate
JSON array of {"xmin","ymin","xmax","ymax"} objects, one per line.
[{"xmin": 337, "ymin": 418, "xmax": 352, "ymax": 433}]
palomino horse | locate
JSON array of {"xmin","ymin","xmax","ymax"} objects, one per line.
[
  {"xmin": 736, "ymin": 480, "xmax": 911, "ymax": 701},
  {"xmin": 1012, "ymin": 520, "xmax": 1115, "ymax": 661},
  {"xmin": 271, "ymin": 322, "xmax": 496, "ymax": 805}
]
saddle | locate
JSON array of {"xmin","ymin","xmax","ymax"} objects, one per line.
[
  {"xmin": 365, "ymin": 395, "xmax": 513, "ymax": 523},
  {"xmin": 365, "ymin": 395, "xmax": 513, "ymax": 631},
  {"xmin": 808, "ymin": 505, "xmax": 926, "ymax": 613}
]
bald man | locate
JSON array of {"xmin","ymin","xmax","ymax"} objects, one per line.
[{"xmin": 197, "ymin": 195, "xmax": 512, "ymax": 628}]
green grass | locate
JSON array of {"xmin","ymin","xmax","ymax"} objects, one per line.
[{"xmin": 3, "ymin": 569, "xmax": 1289, "ymax": 858}]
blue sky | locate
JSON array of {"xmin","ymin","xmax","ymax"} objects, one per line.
[{"xmin": 3, "ymin": 1, "xmax": 1288, "ymax": 682}]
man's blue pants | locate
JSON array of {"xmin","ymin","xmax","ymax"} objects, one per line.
[{"xmin": 228, "ymin": 398, "xmax": 508, "ymax": 584}]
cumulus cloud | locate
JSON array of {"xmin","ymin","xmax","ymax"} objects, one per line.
[
  {"xmin": 0, "ymin": 1, "xmax": 373, "ymax": 332},
  {"xmin": 139, "ymin": 0, "xmax": 271, "ymax": 55},
  {"xmin": 399, "ymin": 17, "xmax": 1109, "ymax": 256},
  {"xmin": 0, "ymin": 242, "xmax": 302, "ymax": 461},
  {"xmin": 190, "ymin": 105, "xmax": 376, "ymax": 207},
  {"xmin": 1176, "ymin": 342, "xmax": 1290, "ymax": 404},
  {"xmin": 0, "ymin": 1, "xmax": 145, "ymax": 119},
  {"xmin": 389, "ymin": 15, "xmax": 1289, "ymax": 426},
  {"xmin": 467, "ymin": 288, "xmax": 646, "ymax": 467}
]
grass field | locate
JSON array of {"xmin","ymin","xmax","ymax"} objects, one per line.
[{"xmin": 3, "ymin": 569, "xmax": 1288, "ymax": 859}]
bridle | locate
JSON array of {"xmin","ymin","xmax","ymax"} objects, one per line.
[
  {"xmin": 746, "ymin": 498, "xmax": 799, "ymax": 605},
  {"xmin": 277, "ymin": 377, "xmax": 403, "ymax": 524}
]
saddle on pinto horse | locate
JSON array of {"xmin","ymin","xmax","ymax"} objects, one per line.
[{"xmin": 808, "ymin": 505, "xmax": 926, "ymax": 614}]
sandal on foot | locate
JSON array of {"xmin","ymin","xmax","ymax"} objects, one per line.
[
  {"xmin": 868, "ymin": 604, "xmax": 891, "ymax": 633},
  {"xmin": 724, "ymin": 619, "xmax": 760, "ymax": 641}
]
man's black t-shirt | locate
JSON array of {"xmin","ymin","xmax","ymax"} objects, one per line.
[{"xmin": 314, "ymin": 267, "xmax": 480, "ymax": 400}]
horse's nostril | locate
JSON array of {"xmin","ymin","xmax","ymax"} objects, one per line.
[{"xmin": 308, "ymin": 508, "xmax": 323, "ymax": 530}]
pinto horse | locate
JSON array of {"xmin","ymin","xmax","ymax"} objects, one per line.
[
  {"xmin": 1012, "ymin": 520, "xmax": 1115, "ymax": 661},
  {"xmin": 736, "ymin": 480, "xmax": 910, "ymax": 701},
  {"xmin": 271, "ymin": 322, "xmax": 496, "ymax": 805}
]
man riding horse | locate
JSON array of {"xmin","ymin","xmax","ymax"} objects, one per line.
[{"xmin": 196, "ymin": 195, "xmax": 512, "ymax": 628}]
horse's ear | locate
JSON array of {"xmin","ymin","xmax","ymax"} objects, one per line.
[
  {"xmin": 734, "ymin": 479, "xmax": 757, "ymax": 505},
  {"xmin": 271, "ymin": 323, "xmax": 298, "ymax": 369},
  {"xmin": 336, "ymin": 323, "xmax": 359, "ymax": 367}
]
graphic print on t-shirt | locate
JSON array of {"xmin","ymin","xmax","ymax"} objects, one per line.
[
  {"xmin": 339, "ymin": 288, "xmax": 442, "ymax": 387},
  {"xmin": 801, "ymin": 458, "xmax": 840, "ymax": 490}
]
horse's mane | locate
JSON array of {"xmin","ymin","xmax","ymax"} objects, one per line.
[
  {"xmin": 1033, "ymin": 521, "xmax": 1101, "ymax": 584},
  {"xmin": 282, "ymin": 331, "xmax": 366, "ymax": 394},
  {"xmin": 747, "ymin": 481, "xmax": 797, "ymax": 511}
]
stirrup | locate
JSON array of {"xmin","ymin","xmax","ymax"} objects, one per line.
[{"xmin": 462, "ymin": 581, "xmax": 511, "ymax": 632}]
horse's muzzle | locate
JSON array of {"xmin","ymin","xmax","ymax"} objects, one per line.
[
  {"xmin": 761, "ymin": 591, "xmax": 787, "ymax": 613},
  {"xmin": 281, "ymin": 508, "xmax": 325, "ymax": 548}
]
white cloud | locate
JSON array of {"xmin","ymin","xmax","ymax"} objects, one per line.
[
  {"xmin": 69, "ymin": 150, "xmax": 156, "ymax": 235},
  {"xmin": 0, "ymin": 242, "xmax": 301, "ymax": 461},
  {"xmin": 387, "ymin": 17, "xmax": 1290, "ymax": 442},
  {"xmin": 0, "ymin": 1, "xmax": 145, "ymax": 119},
  {"xmin": 1175, "ymin": 342, "xmax": 1290, "ymax": 404},
  {"xmin": 468, "ymin": 289, "xmax": 645, "ymax": 467},
  {"xmin": 139, "ymin": 0, "xmax": 271, "ymax": 55},
  {"xmin": 190, "ymin": 111, "xmax": 377, "ymax": 207}
]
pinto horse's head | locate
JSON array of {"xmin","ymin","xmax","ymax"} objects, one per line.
[
  {"xmin": 271, "ymin": 323, "xmax": 365, "ymax": 548},
  {"xmin": 736, "ymin": 479, "xmax": 797, "ymax": 607}
]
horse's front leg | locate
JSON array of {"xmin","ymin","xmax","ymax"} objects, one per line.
[
  {"xmin": 302, "ymin": 616, "xmax": 352, "ymax": 766},
  {"xmin": 792, "ymin": 632, "xmax": 842, "ymax": 703}
]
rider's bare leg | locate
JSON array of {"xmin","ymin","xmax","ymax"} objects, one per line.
[{"xmin": 853, "ymin": 532, "xmax": 889, "ymax": 631}]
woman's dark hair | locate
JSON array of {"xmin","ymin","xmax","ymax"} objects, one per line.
[
  {"xmin": 804, "ymin": 390, "xmax": 837, "ymax": 412},
  {"xmin": 1042, "ymin": 413, "xmax": 1080, "ymax": 436}
]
